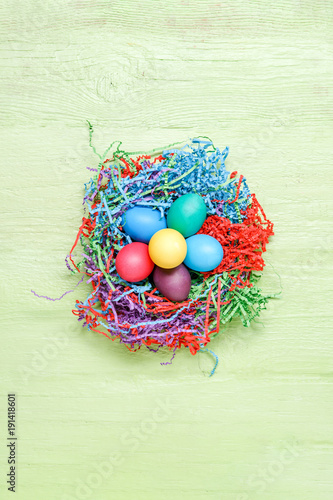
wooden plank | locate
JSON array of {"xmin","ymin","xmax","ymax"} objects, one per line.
[{"xmin": 0, "ymin": 1, "xmax": 332, "ymax": 499}]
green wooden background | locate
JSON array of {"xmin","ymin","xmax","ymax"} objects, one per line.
[{"xmin": 1, "ymin": 1, "xmax": 332, "ymax": 499}]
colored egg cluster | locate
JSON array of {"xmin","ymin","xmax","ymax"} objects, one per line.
[{"xmin": 115, "ymin": 193, "xmax": 224, "ymax": 302}]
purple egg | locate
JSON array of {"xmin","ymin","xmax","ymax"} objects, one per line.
[{"xmin": 153, "ymin": 264, "xmax": 191, "ymax": 302}]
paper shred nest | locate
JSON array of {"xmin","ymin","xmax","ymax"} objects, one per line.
[{"xmin": 68, "ymin": 134, "xmax": 274, "ymax": 358}]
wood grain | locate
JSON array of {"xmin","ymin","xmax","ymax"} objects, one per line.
[{"xmin": 1, "ymin": 1, "xmax": 332, "ymax": 499}]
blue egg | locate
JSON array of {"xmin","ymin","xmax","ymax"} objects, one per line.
[
  {"xmin": 122, "ymin": 207, "xmax": 167, "ymax": 244},
  {"xmin": 184, "ymin": 234, "xmax": 223, "ymax": 272}
]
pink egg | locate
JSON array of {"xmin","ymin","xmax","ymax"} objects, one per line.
[{"xmin": 115, "ymin": 243, "xmax": 154, "ymax": 283}]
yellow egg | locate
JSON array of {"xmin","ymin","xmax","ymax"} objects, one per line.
[{"xmin": 148, "ymin": 229, "xmax": 187, "ymax": 269}]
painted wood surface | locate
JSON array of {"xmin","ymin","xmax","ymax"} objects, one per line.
[{"xmin": 0, "ymin": 1, "xmax": 332, "ymax": 499}]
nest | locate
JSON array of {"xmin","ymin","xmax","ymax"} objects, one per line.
[{"xmin": 68, "ymin": 130, "xmax": 274, "ymax": 365}]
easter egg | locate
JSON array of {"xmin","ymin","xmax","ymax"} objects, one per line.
[
  {"xmin": 184, "ymin": 234, "xmax": 223, "ymax": 272},
  {"xmin": 148, "ymin": 228, "xmax": 187, "ymax": 269},
  {"xmin": 167, "ymin": 193, "xmax": 207, "ymax": 237},
  {"xmin": 115, "ymin": 242, "xmax": 154, "ymax": 282},
  {"xmin": 153, "ymin": 264, "xmax": 191, "ymax": 302},
  {"xmin": 122, "ymin": 206, "xmax": 167, "ymax": 244}
]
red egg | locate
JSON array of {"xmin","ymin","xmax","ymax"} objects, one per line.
[
  {"xmin": 115, "ymin": 242, "xmax": 154, "ymax": 282},
  {"xmin": 153, "ymin": 264, "xmax": 191, "ymax": 302}
]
